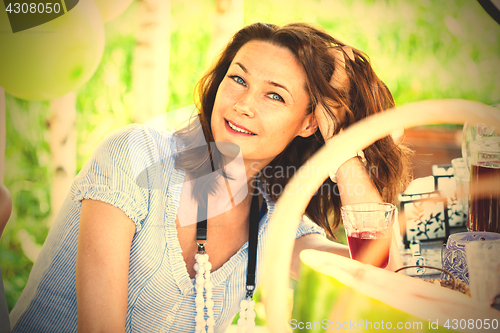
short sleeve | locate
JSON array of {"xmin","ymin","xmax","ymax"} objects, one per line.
[
  {"xmin": 295, "ymin": 215, "xmax": 327, "ymax": 239},
  {"xmin": 71, "ymin": 124, "xmax": 156, "ymax": 232}
]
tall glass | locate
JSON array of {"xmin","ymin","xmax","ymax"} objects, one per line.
[
  {"xmin": 341, "ymin": 203, "xmax": 396, "ymax": 268},
  {"xmin": 464, "ymin": 123, "xmax": 500, "ymax": 233}
]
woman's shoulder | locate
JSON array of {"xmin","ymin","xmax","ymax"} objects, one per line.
[
  {"xmin": 102, "ymin": 123, "xmax": 176, "ymax": 151},
  {"xmin": 74, "ymin": 122, "xmax": 180, "ymax": 194},
  {"xmin": 88, "ymin": 123, "xmax": 178, "ymax": 172},
  {"xmin": 104, "ymin": 105, "xmax": 199, "ymax": 159},
  {"xmin": 71, "ymin": 123, "xmax": 179, "ymax": 230}
]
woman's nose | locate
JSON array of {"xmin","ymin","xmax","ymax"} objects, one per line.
[{"xmin": 234, "ymin": 91, "xmax": 256, "ymax": 117}]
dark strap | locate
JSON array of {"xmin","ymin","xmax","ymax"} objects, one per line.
[
  {"xmin": 196, "ymin": 201, "xmax": 207, "ymax": 253},
  {"xmin": 196, "ymin": 187, "xmax": 261, "ymax": 298},
  {"xmin": 196, "ymin": 204, "xmax": 207, "ymax": 241},
  {"xmin": 246, "ymin": 188, "xmax": 260, "ymax": 297}
]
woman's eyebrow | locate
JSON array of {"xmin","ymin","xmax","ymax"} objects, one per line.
[
  {"xmin": 267, "ymin": 80, "xmax": 291, "ymax": 96},
  {"xmin": 234, "ymin": 62, "xmax": 248, "ymax": 73}
]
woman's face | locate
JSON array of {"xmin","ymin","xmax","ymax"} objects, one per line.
[{"xmin": 211, "ymin": 40, "xmax": 317, "ymax": 168}]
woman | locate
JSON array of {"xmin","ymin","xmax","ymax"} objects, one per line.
[{"xmin": 9, "ymin": 22, "xmax": 411, "ymax": 332}]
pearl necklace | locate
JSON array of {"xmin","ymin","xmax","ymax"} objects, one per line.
[
  {"xmin": 194, "ymin": 252, "xmax": 215, "ymax": 333},
  {"xmin": 237, "ymin": 298, "xmax": 256, "ymax": 332},
  {"xmin": 195, "ymin": 188, "xmax": 261, "ymax": 333}
]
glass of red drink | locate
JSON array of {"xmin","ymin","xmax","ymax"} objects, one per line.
[
  {"xmin": 340, "ymin": 202, "xmax": 396, "ymax": 268},
  {"xmin": 467, "ymin": 124, "xmax": 500, "ymax": 233}
]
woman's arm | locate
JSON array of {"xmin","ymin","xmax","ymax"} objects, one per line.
[
  {"xmin": 314, "ymin": 50, "xmax": 403, "ymax": 271},
  {"xmin": 76, "ymin": 199, "xmax": 135, "ymax": 333},
  {"xmin": 335, "ymin": 156, "xmax": 382, "ymax": 204}
]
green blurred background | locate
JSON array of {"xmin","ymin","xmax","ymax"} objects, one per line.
[{"xmin": 2, "ymin": 0, "xmax": 500, "ymax": 318}]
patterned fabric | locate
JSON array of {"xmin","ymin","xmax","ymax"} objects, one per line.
[
  {"xmin": 9, "ymin": 124, "xmax": 326, "ymax": 333},
  {"xmin": 442, "ymin": 231, "xmax": 500, "ymax": 284}
]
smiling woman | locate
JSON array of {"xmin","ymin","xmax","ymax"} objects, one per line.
[{"xmin": 9, "ymin": 22, "xmax": 412, "ymax": 333}]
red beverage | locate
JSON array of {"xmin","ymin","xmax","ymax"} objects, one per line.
[
  {"xmin": 347, "ymin": 231, "xmax": 391, "ymax": 268},
  {"xmin": 468, "ymin": 163, "xmax": 500, "ymax": 233}
]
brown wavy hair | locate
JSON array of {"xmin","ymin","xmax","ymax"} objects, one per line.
[{"xmin": 175, "ymin": 22, "xmax": 413, "ymax": 238}]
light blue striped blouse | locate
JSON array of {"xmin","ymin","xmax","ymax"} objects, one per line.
[{"xmin": 9, "ymin": 124, "xmax": 326, "ymax": 333}]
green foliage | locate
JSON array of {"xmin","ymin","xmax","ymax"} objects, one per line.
[
  {"xmin": 1, "ymin": 97, "xmax": 51, "ymax": 310},
  {"xmin": 2, "ymin": 0, "xmax": 499, "ymax": 316}
]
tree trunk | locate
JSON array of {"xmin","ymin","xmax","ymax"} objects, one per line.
[
  {"xmin": 132, "ymin": 0, "xmax": 171, "ymax": 124},
  {"xmin": 206, "ymin": 0, "xmax": 244, "ymax": 62},
  {"xmin": 48, "ymin": 92, "xmax": 77, "ymax": 226}
]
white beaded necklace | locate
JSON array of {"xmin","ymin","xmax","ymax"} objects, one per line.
[{"xmin": 195, "ymin": 188, "xmax": 261, "ymax": 333}]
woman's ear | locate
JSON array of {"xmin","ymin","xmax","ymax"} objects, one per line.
[{"xmin": 297, "ymin": 113, "xmax": 319, "ymax": 138}]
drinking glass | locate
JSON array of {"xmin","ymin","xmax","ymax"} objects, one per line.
[
  {"xmin": 340, "ymin": 203, "xmax": 396, "ymax": 268},
  {"xmin": 462, "ymin": 123, "xmax": 500, "ymax": 233}
]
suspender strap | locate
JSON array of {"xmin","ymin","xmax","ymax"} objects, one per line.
[
  {"xmin": 245, "ymin": 188, "xmax": 260, "ymax": 297},
  {"xmin": 196, "ymin": 203, "xmax": 207, "ymax": 241},
  {"xmin": 196, "ymin": 203, "xmax": 207, "ymax": 252}
]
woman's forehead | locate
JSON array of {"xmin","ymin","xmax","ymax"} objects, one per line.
[{"xmin": 232, "ymin": 40, "xmax": 298, "ymax": 67}]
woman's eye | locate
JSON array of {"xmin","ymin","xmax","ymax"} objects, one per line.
[
  {"xmin": 268, "ymin": 93, "xmax": 284, "ymax": 103},
  {"xmin": 229, "ymin": 75, "xmax": 246, "ymax": 86}
]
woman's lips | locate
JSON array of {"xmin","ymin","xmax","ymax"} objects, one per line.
[{"xmin": 225, "ymin": 119, "xmax": 256, "ymax": 136}]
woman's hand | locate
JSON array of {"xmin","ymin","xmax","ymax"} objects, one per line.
[
  {"xmin": 76, "ymin": 199, "xmax": 135, "ymax": 333},
  {"xmin": 314, "ymin": 46, "xmax": 354, "ymax": 143}
]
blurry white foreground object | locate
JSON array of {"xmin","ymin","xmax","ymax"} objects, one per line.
[
  {"xmin": 466, "ymin": 239, "xmax": 500, "ymax": 305},
  {"xmin": 225, "ymin": 325, "xmax": 270, "ymax": 332}
]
